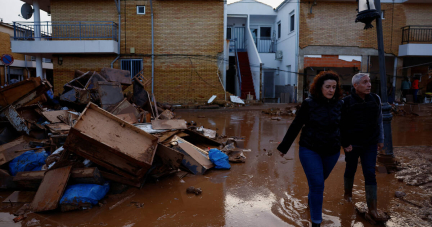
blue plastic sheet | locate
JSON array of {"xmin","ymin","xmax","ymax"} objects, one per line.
[
  {"xmin": 209, "ymin": 148, "xmax": 231, "ymax": 170},
  {"xmin": 9, "ymin": 149, "xmax": 48, "ymax": 176},
  {"xmin": 60, "ymin": 183, "xmax": 110, "ymax": 206}
]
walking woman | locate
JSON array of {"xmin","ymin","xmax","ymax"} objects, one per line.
[{"xmin": 277, "ymin": 71, "xmax": 343, "ymax": 227}]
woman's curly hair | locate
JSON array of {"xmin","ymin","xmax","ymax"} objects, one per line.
[{"xmin": 309, "ymin": 70, "xmax": 343, "ymax": 100}]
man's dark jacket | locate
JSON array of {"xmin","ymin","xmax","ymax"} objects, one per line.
[
  {"xmin": 340, "ymin": 89, "xmax": 384, "ymax": 148},
  {"xmin": 277, "ymin": 96, "xmax": 343, "ymax": 156}
]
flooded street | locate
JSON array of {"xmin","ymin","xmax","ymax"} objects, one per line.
[{"xmin": 1, "ymin": 105, "xmax": 432, "ymax": 227}]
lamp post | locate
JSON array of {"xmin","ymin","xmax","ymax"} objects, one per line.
[{"xmin": 356, "ymin": 0, "xmax": 394, "ymax": 160}]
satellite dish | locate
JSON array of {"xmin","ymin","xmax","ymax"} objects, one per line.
[{"xmin": 21, "ymin": 3, "xmax": 33, "ymax": 20}]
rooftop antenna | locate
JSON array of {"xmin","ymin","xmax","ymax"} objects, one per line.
[{"xmin": 21, "ymin": 3, "xmax": 33, "ymax": 20}]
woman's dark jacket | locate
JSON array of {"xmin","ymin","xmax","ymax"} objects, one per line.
[{"xmin": 277, "ymin": 96, "xmax": 343, "ymax": 156}]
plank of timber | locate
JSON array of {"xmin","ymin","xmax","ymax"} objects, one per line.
[
  {"xmin": 2, "ymin": 191, "xmax": 36, "ymax": 203},
  {"xmin": 151, "ymin": 119, "xmax": 187, "ymax": 130},
  {"xmin": 30, "ymin": 166, "xmax": 72, "ymax": 212},
  {"xmin": 42, "ymin": 110, "xmax": 69, "ymax": 123},
  {"xmin": 14, "ymin": 167, "xmax": 105, "ymax": 186}
]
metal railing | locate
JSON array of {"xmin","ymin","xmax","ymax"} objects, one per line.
[
  {"xmin": 229, "ymin": 39, "xmax": 242, "ymax": 95},
  {"xmin": 401, "ymin": 25, "xmax": 432, "ymax": 44},
  {"xmin": 13, "ymin": 21, "xmax": 119, "ymax": 41},
  {"xmin": 255, "ymin": 37, "xmax": 277, "ymax": 53}
]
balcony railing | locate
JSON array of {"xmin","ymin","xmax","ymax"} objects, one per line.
[
  {"xmin": 13, "ymin": 21, "xmax": 119, "ymax": 41},
  {"xmin": 254, "ymin": 37, "xmax": 276, "ymax": 53},
  {"xmin": 401, "ymin": 25, "xmax": 432, "ymax": 44}
]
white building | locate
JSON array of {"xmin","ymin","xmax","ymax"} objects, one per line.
[{"xmin": 226, "ymin": 0, "xmax": 298, "ymax": 102}]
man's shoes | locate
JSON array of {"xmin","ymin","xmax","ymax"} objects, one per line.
[
  {"xmin": 344, "ymin": 177, "xmax": 354, "ymax": 202},
  {"xmin": 365, "ymin": 185, "xmax": 389, "ymax": 222},
  {"xmin": 311, "ymin": 222, "xmax": 320, "ymax": 227}
]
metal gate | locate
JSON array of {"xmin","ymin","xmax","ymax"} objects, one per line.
[
  {"xmin": 264, "ymin": 71, "xmax": 275, "ymax": 98},
  {"xmin": 232, "ymin": 27, "xmax": 245, "ymax": 50},
  {"xmin": 121, "ymin": 59, "xmax": 143, "ymax": 78}
]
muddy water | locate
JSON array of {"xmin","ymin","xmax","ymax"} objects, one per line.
[{"xmin": 0, "ymin": 108, "xmax": 430, "ymax": 227}]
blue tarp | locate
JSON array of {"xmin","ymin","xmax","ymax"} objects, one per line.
[
  {"xmin": 60, "ymin": 183, "xmax": 110, "ymax": 206},
  {"xmin": 9, "ymin": 149, "xmax": 48, "ymax": 176},
  {"xmin": 209, "ymin": 148, "xmax": 231, "ymax": 170}
]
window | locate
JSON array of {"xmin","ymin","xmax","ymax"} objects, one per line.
[
  {"xmin": 277, "ymin": 21, "xmax": 281, "ymax": 39},
  {"xmin": 260, "ymin": 27, "xmax": 271, "ymax": 40},
  {"xmin": 287, "ymin": 65, "xmax": 291, "ymax": 85},
  {"xmin": 227, "ymin": 27, "xmax": 232, "ymax": 40},
  {"xmin": 290, "ymin": 13, "xmax": 295, "ymax": 32},
  {"xmin": 137, "ymin": 6, "xmax": 145, "ymax": 15},
  {"xmin": 381, "ymin": 10, "xmax": 385, "ymax": 19},
  {"xmin": 121, "ymin": 59, "xmax": 143, "ymax": 78}
]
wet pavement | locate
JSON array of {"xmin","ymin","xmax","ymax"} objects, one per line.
[{"xmin": 1, "ymin": 105, "xmax": 432, "ymax": 227}]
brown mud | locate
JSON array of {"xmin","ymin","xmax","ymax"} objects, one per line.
[{"xmin": 1, "ymin": 105, "xmax": 432, "ymax": 227}]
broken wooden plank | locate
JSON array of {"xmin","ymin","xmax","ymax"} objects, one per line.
[
  {"xmin": 42, "ymin": 110, "xmax": 69, "ymax": 123},
  {"xmin": 46, "ymin": 123, "xmax": 71, "ymax": 133},
  {"xmin": 30, "ymin": 166, "xmax": 72, "ymax": 212},
  {"xmin": 110, "ymin": 98, "xmax": 140, "ymax": 119},
  {"xmin": 0, "ymin": 135, "xmax": 44, "ymax": 166},
  {"xmin": 3, "ymin": 106, "xmax": 31, "ymax": 134},
  {"xmin": 115, "ymin": 113, "xmax": 138, "ymax": 124},
  {"xmin": 151, "ymin": 119, "xmax": 187, "ymax": 130},
  {"xmin": 0, "ymin": 77, "xmax": 47, "ymax": 107},
  {"xmin": 2, "ymin": 191, "xmax": 36, "ymax": 203},
  {"xmin": 173, "ymin": 136, "xmax": 214, "ymax": 175}
]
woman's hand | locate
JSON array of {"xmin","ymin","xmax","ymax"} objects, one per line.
[{"xmin": 344, "ymin": 145, "xmax": 353, "ymax": 152}]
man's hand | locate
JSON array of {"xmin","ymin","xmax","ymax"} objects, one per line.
[
  {"xmin": 279, "ymin": 151, "xmax": 285, "ymax": 157},
  {"xmin": 344, "ymin": 145, "xmax": 353, "ymax": 153},
  {"xmin": 378, "ymin": 143, "xmax": 384, "ymax": 151}
]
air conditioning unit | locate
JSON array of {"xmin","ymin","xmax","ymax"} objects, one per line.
[{"xmin": 276, "ymin": 50, "xmax": 283, "ymax": 60}]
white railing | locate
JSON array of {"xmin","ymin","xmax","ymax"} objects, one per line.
[{"xmin": 246, "ymin": 28, "xmax": 263, "ymax": 100}]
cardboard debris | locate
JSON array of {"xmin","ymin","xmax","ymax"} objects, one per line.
[
  {"xmin": 42, "ymin": 110, "xmax": 69, "ymax": 123},
  {"xmin": 110, "ymin": 99, "xmax": 140, "ymax": 119}
]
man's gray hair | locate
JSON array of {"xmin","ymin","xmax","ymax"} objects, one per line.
[{"xmin": 352, "ymin": 73, "xmax": 370, "ymax": 85}]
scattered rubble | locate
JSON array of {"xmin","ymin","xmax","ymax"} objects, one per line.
[{"xmin": 0, "ymin": 72, "xmax": 249, "ymax": 220}]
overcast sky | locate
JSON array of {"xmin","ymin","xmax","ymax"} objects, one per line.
[{"xmin": 0, "ymin": 0, "xmax": 284, "ymax": 24}]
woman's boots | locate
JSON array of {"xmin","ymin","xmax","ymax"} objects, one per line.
[
  {"xmin": 344, "ymin": 177, "xmax": 354, "ymax": 202},
  {"xmin": 311, "ymin": 223, "xmax": 320, "ymax": 227}
]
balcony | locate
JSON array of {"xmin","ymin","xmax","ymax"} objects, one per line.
[
  {"xmin": 11, "ymin": 21, "xmax": 119, "ymax": 55},
  {"xmin": 399, "ymin": 25, "xmax": 432, "ymax": 56},
  {"xmin": 254, "ymin": 38, "xmax": 276, "ymax": 53}
]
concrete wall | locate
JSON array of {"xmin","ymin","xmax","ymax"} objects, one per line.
[{"xmin": 51, "ymin": 0, "xmax": 225, "ymax": 103}]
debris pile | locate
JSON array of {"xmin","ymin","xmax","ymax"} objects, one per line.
[
  {"xmin": 261, "ymin": 105, "xmax": 300, "ymax": 116},
  {"xmin": 0, "ymin": 70, "xmax": 248, "ymax": 221}
]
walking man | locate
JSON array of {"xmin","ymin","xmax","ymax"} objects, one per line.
[{"xmin": 341, "ymin": 73, "xmax": 387, "ymax": 221}]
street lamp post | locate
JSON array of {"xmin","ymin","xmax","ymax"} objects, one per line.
[{"xmin": 356, "ymin": 0, "xmax": 394, "ymax": 160}]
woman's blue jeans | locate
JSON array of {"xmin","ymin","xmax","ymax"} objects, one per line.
[{"xmin": 299, "ymin": 146, "xmax": 340, "ymax": 224}]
